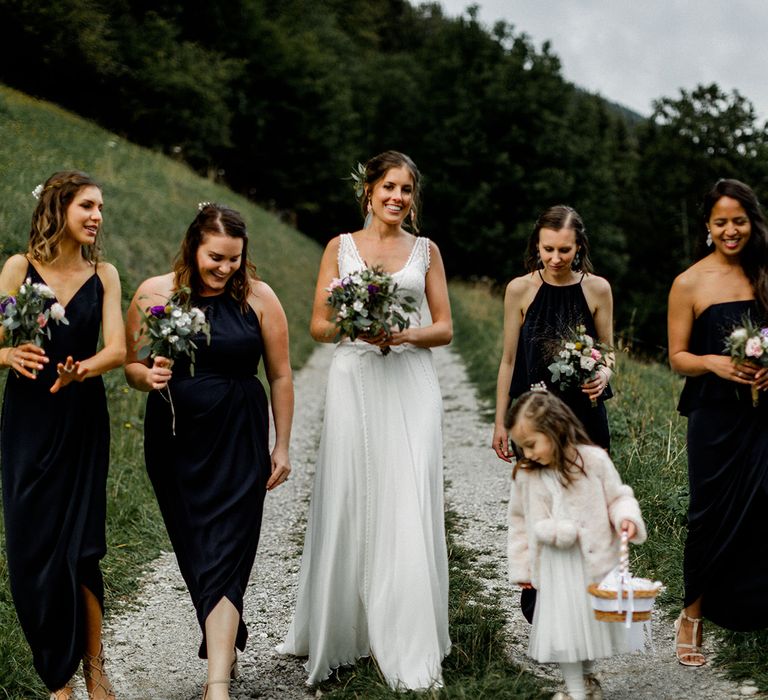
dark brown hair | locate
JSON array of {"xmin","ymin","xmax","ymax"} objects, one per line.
[
  {"xmin": 701, "ymin": 178, "xmax": 768, "ymax": 319},
  {"xmin": 28, "ymin": 170, "xmax": 103, "ymax": 263},
  {"xmin": 358, "ymin": 151, "xmax": 422, "ymax": 233},
  {"xmin": 505, "ymin": 389, "xmax": 594, "ymax": 484},
  {"xmin": 173, "ymin": 203, "xmax": 257, "ymax": 310},
  {"xmin": 524, "ymin": 205, "xmax": 593, "ymax": 274}
]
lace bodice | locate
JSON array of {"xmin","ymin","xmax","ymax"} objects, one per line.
[{"xmin": 337, "ymin": 234, "xmax": 431, "ymax": 342}]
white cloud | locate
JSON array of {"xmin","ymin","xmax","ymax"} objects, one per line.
[{"xmin": 438, "ymin": 0, "xmax": 768, "ymax": 121}]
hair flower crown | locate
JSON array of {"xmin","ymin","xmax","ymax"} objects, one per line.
[
  {"xmin": 197, "ymin": 201, "xmax": 213, "ymax": 211},
  {"xmin": 530, "ymin": 381, "xmax": 548, "ymax": 393},
  {"xmin": 31, "ymin": 184, "xmax": 44, "ymax": 200}
]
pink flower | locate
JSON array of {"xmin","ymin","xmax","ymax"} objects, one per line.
[
  {"xmin": 327, "ymin": 278, "xmax": 343, "ymax": 291},
  {"xmin": 591, "ymin": 348, "xmax": 602, "ymax": 361},
  {"xmin": 37, "ymin": 313, "xmax": 47, "ymax": 328},
  {"xmin": 746, "ymin": 336, "xmax": 764, "ymax": 358}
]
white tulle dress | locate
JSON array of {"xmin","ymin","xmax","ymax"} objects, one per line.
[
  {"xmin": 276, "ymin": 234, "xmax": 451, "ymax": 690},
  {"xmin": 529, "ymin": 470, "xmax": 642, "ymax": 662}
]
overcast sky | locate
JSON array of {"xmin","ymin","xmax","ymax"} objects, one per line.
[{"xmin": 438, "ymin": 0, "xmax": 768, "ymax": 122}]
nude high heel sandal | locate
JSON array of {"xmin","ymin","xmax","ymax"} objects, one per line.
[
  {"xmin": 674, "ymin": 610, "xmax": 706, "ymax": 667},
  {"xmin": 49, "ymin": 686, "xmax": 74, "ymax": 700},
  {"xmin": 82, "ymin": 644, "xmax": 117, "ymax": 699}
]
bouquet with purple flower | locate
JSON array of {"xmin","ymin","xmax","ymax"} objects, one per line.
[
  {"xmin": 326, "ymin": 267, "xmax": 417, "ymax": 355},
  {"xmin": 134, "ymin": 289, "xmax": 210, "ymax": 375},
  {"xmin": 547, "ymin": 324, "xmax": 612, "ymax": 407},
  {"xmin": 724, "ymin": 315, "xmax": 768, "ymax": 407},
  {"xmin": 0, "ymin": 277, "xmax": 68, "ymax": 348}
]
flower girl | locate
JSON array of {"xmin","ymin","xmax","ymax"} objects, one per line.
[{"xmin": 506, "ymin": 387, "xmax": 647, "ymax": 700}]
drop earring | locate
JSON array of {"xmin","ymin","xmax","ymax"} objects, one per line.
[
  {"xmin": 364, "ymin": 199, "xmax": 373, "ymax": 228},
  {"xmin": 706, "ymin": 228, "xmax": 713, "ymax": 247},
  {"xmin": 571, "ymin": 252, "xmax": 582, "ymax": 271}
]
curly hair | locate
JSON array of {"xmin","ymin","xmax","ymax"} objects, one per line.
[
  {"xmin": 28, "ymin": 170, "xmax": 103, "ymax": 263},
  {"xmin": 357, "ymin": 151, "xmax": 422, "ymax": 233},
  {"xmin": 523, "ymin": 204, "xmax": 594, "ymax": 274},
  {"xmin": 505, "ymin": 389, "xmax": 594, "ymax": 484},
  {"xmin": 701, "ymin": 178, "xmax": 768, "ymax": 320},
  {"xmin": 172, "ymin": 203, "xmax": 257, "ymax": 311}
]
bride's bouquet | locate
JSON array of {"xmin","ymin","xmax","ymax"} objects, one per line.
[
  {"xmin": 0, "ymin": 277, "xmax": 68, "ymax": 348},
  {"xmin": 724, "ymin": 315, "xmax": 768, "ymax": 407},
  {"xmin": 326, "ymin": 267, "xmax": 417, "ymax": 355},
  {"xmin": 547, "ymin": 324, "xmax": 612, "ymax": 406}
]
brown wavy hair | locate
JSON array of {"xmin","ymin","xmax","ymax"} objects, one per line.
[
  {"xmin": 172, "ymin": 203, "xmax": 257, "ymax": 310},
  {"xmin": 28, "ymin": 170, "xmax": 103, "ymax": 263},
  {"xmin": 523, "ymin": 204, "xmax": 594, "ymax": 274},
  {"xmin": 357, "ymin": 151, "xmax": 422, "ymax": 233},
  {"xmin": 505, "ymin": 389, "xmax": 594, "ymax": 484}
]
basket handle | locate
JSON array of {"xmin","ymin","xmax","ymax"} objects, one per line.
[{"xmin": 619, "ymin": 529, "xmax": 630, "ymax": 580}]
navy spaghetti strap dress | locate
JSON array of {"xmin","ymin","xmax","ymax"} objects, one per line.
[{"xmin": 1, "ymin": 263, "xmax": 109, "ymax": 691}]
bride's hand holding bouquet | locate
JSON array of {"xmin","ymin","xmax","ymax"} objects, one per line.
[{"xmin": 326, "ymin": 267, "xmax": 416, "ymax": 355}]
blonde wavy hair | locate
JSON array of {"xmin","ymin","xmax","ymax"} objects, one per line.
[{"xmin": 28, "ymin": 170, "xmax": 103, "ymax": 263}]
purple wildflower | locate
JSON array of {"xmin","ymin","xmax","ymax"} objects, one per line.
[
  {"xmin": 149, "ymin": 305, "xmax": 166, "ymax": 318},
  {"xmin": 367, "ymin": 284, "xmax": 380, "ymax": 295},
  {"xmin": 0, "ymin": 296, "xmax": 16, "ymax": 314}
]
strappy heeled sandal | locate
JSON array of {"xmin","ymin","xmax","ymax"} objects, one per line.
[
  {"xmin": 202, "ymin": 679, "xmax": 230, "ymax": 700},
  {"xmin": 82, "ymin": 644, "xmax": 117, "ymax": 699},
  {"xmin": 674, "ymin": 610, "xmax": 706, "ymax": 667}
]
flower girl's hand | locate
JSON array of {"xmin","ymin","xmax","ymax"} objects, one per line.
[
  {"xmin": 50, "ymin": 356, "xmax": 87, "ymax": 394},
  {"xmin": 148, "ymin": 356, "xmax": 173, "ymax": 390},
  {"xmin": 620, "ymin": 520, "xmax": 637, "ymax": 540},
  {"xmin": 518, "ymin": 582, "xmax": 534, "ymax": 589}
]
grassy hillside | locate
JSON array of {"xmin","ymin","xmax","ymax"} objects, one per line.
[{"xmin": 0, "ymin": 84, "xmax": 323, "ymax": 698}]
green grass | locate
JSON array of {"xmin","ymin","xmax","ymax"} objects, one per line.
[
  {"xmin": 0, "ymin": 84, "xmax": 322, "ymax": 699},
  {"xmin": 448, "ymin": 278, "xmax": 768, "ymax": 693}
]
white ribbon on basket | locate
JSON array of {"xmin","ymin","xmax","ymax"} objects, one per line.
[{"xmin": 615, "ymin": 530, "xmax": 634, "ymax": 629}]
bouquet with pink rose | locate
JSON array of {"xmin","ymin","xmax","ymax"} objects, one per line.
[
  {"xmin": 0, "ymin": 277, "xmax": 69, "ymax": 348},
  {"xmin": 547, "ymin": 324, "xmax": 613, "ymax": 407},
  {"xmin": 326, "ymin": 267, "xmax": 417, "ymax": 355},
  {"xmin": 724, "ymin": 316, "xmax": 768, "ymax": 407}
]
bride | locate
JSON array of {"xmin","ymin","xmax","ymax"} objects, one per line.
[{"xmin": 277, "ymin": 151, "xmax": 453, "ymax": 689}]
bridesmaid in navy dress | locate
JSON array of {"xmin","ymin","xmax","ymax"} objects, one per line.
[
  {"xmin": 668, "ymin": 179, "xmax": 768, "ymax": 666},
  {"xmin": 0, "ymin": 171, "xmax": 125, "ymax": 700},
  {"xmin": 492, "ymin": 205, "xmax": 614, "ymax": 622},
  {"xmin": 124, "ymin": 203, "xmax": 293, "ymax": 700}
]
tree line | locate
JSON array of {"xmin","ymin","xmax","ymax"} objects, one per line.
[{"xmin": 2, "ymin": 0, "xmax": 767, "ymax": 350}]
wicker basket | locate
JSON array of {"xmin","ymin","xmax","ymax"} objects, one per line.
[{"xmin": 587, "ymin": 531, "xmax": 662, "ymax": 625}]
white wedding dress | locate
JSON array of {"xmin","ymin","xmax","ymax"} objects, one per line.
[{"xmin": 277, "ymin": 234, "xmax": 451, "ymax": 689}]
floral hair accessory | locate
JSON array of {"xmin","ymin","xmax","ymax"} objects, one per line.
[
  {"xmin": 31, "ymin": 184, "xmax": 44, "ymax": 200},
  {"xmin": 530, "ymin": 381, "xmax": 548, "ymax": 393},
  {"xmin": 348, "ymin": 162, "xmax": 367, "ymax": 199},
  {"xmin": 197, "ymin": 201, "xmax": 213, "ymax": 211}
]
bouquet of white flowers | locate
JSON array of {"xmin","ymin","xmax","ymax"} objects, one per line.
[
  {"xmin": 724, "ymin": 315, "xmax": 768, "ymax": 407},
  {"xmin": 0, "ymin": 277, "xmax": 68, "ymax": 348},
  {"xmin": 326, "ymin": 267, "xmax": 417, "ymax": 355},
  {"xmin": 135, "ymin": 289, "xmax": 210, "ymax": 375},
  {"xmin": 547, "ymin": 324, "xmax": 612, "ymax": 407}
]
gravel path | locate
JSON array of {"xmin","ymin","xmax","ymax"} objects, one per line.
[{"xmin": 93, "ymin": 345, "xmax": 753, "ymax": 700}]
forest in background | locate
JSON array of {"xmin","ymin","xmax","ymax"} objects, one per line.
[{"xmin": 2, "ymin": 0, "xmax": 768, "ymax": 350}]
